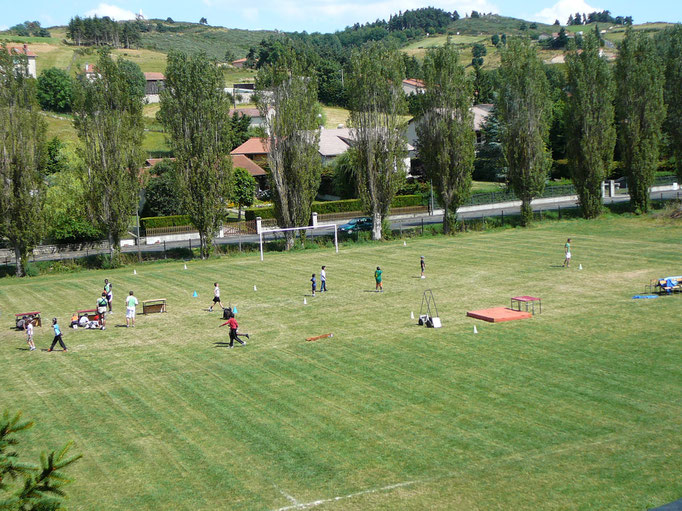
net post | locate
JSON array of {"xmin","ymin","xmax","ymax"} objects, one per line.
[{"xmin": 334, "ymin": 224, "xmax": 338, "ymax": 253}]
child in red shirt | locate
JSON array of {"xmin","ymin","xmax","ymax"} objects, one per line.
[{"xmin": 219, "ymin": 316, "xmax": 249, "ymax": 348}]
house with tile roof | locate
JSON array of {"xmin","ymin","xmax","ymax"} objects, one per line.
[
  {"xmin": 7, "ymin": 45, "xmax": 36, "ymax": 78},
  {"xmin": 402, "ymin": 78, "xmax": 426, "ymax": 95},
  {"xmin": 143, "ymin": 72, "xmax": 165, "ymax": 103}
]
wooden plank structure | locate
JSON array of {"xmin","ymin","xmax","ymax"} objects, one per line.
[
  {"xmin": 77, "ymin": 309, "xmax": 99, "ymax": 321},
  {"xmin": 15, "ymin": 311, "xmax": 41, "ymax": 327},
  {"xmin": 466, "ymin": 307, "xmax": 532, "ymax": 323},
  {"xmin": 305, "ymin": 333, "xmax": 333, "ymax": 342},
  {"xmin": 143, "ymin": 299, "xmax": 167, "ymax": 314}
]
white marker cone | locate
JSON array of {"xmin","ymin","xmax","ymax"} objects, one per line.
[
  {"xmin": 473, "ymin": 325, "xmax": 478, "ymax": 334},
  {"xmin": 253, "ymin": 285, "xmax": 257, "ymax": 291},
  {"xmin": 579, "ymin": 264, "xmax": 583, "ymax": 270},
  {"xmin": 133, "ymin": 269, "xmax": 137, "ymax": 275},
  {"xmin": 184, "ymin": 263, "xmax": 187, "ymax": 270},
  {"xmin": 304, "ymin": 297, "xmax": 307, "ymax": 305},
  {"xmin": 411, "ymin": 311, "xmax": 414, "ymax": 320},
  {"xmin": 403, "ymin": 241, "xmax": 407, "ymax": 246}
]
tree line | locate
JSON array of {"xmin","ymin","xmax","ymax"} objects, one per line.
[
  {"xmin": 567, "ymin": 11, "xmax": 633, "ymax": 26},
  {"xmin": 67, "ymin": 16, "xmax": 143, "ymax": 48},
  {"xmin": 8, "ymin": 20, "xmax": 51, "ymax": 38},
  {"xmin": 2, "ymin": 26, "xmax": 682, "ymax": 275}
]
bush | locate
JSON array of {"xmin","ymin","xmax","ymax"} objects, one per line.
[
  {"xmin": 141, "ymin": 215, "xmax": 192, "ymax": 229},
  {"xmin": 37, "ymin": 67, "xmax": 73, "ymax": 112},
  {"xmin": 244, "ymin": 195, "xmax": 424, "ymax": 220}
]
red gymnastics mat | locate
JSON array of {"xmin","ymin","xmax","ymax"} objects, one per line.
[{"xmin": 467, "ymin": 307, "xmax": 532, "ymax": 323}]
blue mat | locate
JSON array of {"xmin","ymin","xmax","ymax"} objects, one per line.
[{"xmin": 632, "ymin": 295, "xmax": 659, "ymax": 299}]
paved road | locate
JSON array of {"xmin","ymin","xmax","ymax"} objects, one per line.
[{"xmin": 12, "ymin": 189, "xmax": 682, "ymax": 264}]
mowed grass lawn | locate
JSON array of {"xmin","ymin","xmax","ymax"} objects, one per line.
[{"xmin": 0, "ymin": 216, "xmax": 680, "ymax": 510}]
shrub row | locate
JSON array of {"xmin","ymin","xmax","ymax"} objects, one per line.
[
  {"xmin": 141, "ymin": 215, "xmax": 192, "ymax": 229},
  {"xmin": 244, "ymin": 195, "xmax": 424, "ymax": 221}
]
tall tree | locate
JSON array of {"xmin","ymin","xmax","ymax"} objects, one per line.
[
  {"xmin": 230, "ymin": 167, "xmax": 257, "ymax": 220},
  {"xmin": 565, "ymin": 33, "xmax": 616, "ymax": 218},
  {"xmin": 256, "ymin": 44, "xmax": 322, "ymax": 249},
  {"xmin": 415, "ymin": 41, "xmax": 475, "ymax": 234},
  {"xmin": 72, "ymin": 50, "xmax": 145, "ymax": 262},
  {"xmin": 497, "ymin": 38, "xmax": 552, "ymax": 226},
  {"xmin": 159, "ymin": 51, "xmax": 233, "ymax": 258},
  {"xmin": 659, "ymin": 26, "xmax": 682, "ymax": 182},
  {"xmin": 614, "ymin": 28, "xmax": 666, "ymax": 213},
  {"xmin": 0, "ymin": 47, "xmax": 47, "ymax": 277},
  {"xmin": 347, "ymin": 43, "xmax": 407, "ymax": 240}
]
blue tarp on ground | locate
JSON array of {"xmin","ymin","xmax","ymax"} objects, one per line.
[
  {"xmin": 650, "ymin": 497, "xmax": 682, "ymax": 510},
  {"xmin": 633, "ymin": 295, "xmax": 659, "ymax": 299}
]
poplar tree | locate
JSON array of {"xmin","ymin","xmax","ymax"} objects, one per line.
[
  {"xmin": 159, "ymin": 51, "xmax": 233, "ymax": 258},
  {"xmin": 0, "ymin": 46, "xmax": 47, "ymax": 276},
  {"xmin": 565, "ymin": 33, "xmax": 616, "ymax": 218},
  {"xmin": 615, "ymin": 28, "xmax": 666, "ymax": 213},
  {"xmin": 347, "ymin": 43, "xmax": 407, "ymax": 240},
  {"xmin": 659, "ymin": 26, "xmax": 682, "ymax": 182},
  {"xmin": 72, "ymin": 50, "xmax": 145, "ymax": 263},
  {"xmin": 497, "ymin": 38, "xmax": 552, "ymax": 226},
  {"xmin": 416, "ymin": 41, "xmax": 475, "ymax": 234},
  {"xmin": 256, "ymin": 45, "xmax": 321, "ymax": 250}
]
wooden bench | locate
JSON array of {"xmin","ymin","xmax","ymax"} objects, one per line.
[
  {"xmin": 77, "ymin": 309, "xmax": 99, "ymax": 321},
  {"xmin": 142, "ymin": 299, "xmax": 167, "ymax": 314},
  {"xmin": 15, "ymin": 311, "xmax": 41, "ymax": 328}
]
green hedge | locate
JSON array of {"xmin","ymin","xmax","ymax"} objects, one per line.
[
  {"xmin": 244, "ymin": 195, "xmax": 423, "ymax": 221},
  {"xmin": 141, "ymin": 215, "xmax": 192, "ymax": 229}
]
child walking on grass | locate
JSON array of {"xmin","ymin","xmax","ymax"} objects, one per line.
[
  {"xmin": 219, "ymin": 316, "xmax": 249, "ymax": 348},
  {"xmin": 375, "ymin": 266, "xmax": 383, "ymax": 292},
  {"xmin": 209, "ymin": 282, "xmax": 224, "ymax": 312},
  {"xmin": 48, "ymin": 318, "xmax": 68, "ymax": 352},
  {"xmin": 311, "ymin": 274, "xmax": 317, "ymax": 296},
  {"xmin": 26, "ymin": 318, "xmax": 36, "ymax": 351}
]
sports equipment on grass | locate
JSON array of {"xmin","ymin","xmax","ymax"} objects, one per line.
[
  {"xmin": 192, "ymin": 291, "xmax": 198, "ymax": 297},
  {"xmin": 474, "ymin": 325, "xmax": 478, "ymax": 334},
  {"xmin": 306, "ymin": 333, "xmax": 334, "ymax": 342},
  {"xmin": 133, "ymin": 269, "xmax": 137, "ymax": 275},
  {"xmin": 467, "ymin": 307, "xmax": 532, "ymax": 323},
  {"xmin": 303, "ymin": 298, "xmax": 307, "ymax": 305},
  {"xmin": 418, "ymin": 290, "xmax": 441, "ymax": 328}
]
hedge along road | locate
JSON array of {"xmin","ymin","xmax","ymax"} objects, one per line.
[{"xmin": 7, "ymin": 188, "xmax": 681, "ymax": 264}]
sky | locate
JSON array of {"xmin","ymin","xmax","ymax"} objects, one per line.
[{"xmin": 2, "ymin": 0, "xmax": 680, "ymax": 34}]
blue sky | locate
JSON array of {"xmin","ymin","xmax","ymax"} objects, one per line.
[{"xmin": 2, "ymin": 0, "xmax": 680, "ymax": 34}]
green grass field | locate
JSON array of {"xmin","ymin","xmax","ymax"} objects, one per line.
[{"xmin": 1, "ymin": 216, "xmax": 680, "ymax": 510}]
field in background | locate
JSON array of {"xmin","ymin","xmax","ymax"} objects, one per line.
[{"xmin": 1, "ymin": 215, "xmax": 680, "ymax": 510}]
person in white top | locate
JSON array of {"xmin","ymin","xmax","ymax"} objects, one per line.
[
  {"xmin": 25, "ymin": 318, "xmax": 36, "ymax": 351},
  {"xmin": 320, "ymin": 266, "xmax": 327, "ymax": 292},
  {"xmin": 208, "ymin": 282, "xmax": 224, "ymax": 312},
  {"xmin": 125, "ymin": 290, "xmax": 139, "ymax": 328}
]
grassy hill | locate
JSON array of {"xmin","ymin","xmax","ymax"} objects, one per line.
[{"xmin": 0, "ymin": 214, "xmax": 680, "ymax": 510}]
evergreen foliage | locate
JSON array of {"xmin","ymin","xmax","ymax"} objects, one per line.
[
  {"xmin": 67, "ymin": 16, "xmax": 142, "ymax": 48},
  {"xmin": 473, "ymin": 107, "xmax": 505, "ymax": 181},
  {"xmin": 565, "ymin": 34, "xmax": 616, "ymax": 218},
  {"xmin": 159, "ymin": 51, "xmax": 234, "ymax": 258},
  {"xmin": 615, "ymin": 28, "xmax": 666, "ymax": 213},
  {"xmin": 72, "ymin": 50, "xmax": 146, "ymax": 262},
  {"xmin": 230, "ymin": 167, "xmax": 256, "ymax": 220},
  {"xmin": 347, "ymin": 43, "xmax": 407, "ymax": 240},
  {"xmin": 416, "ymin": 41, "xmax": 475, "ymax": 234},
  {"xmin": 0, "ymin": 410, "xmax": 81, "ymax": 510},
  {"xmin": 256, "ymin": 43, "xmax": 322, "ymax": 249},
  {"xmin": 657, "ymin": 25, "xmax": 682, "ymax": 182},
  {"xmin": 497, "ymin": 38, "xmax": 552, "ymax": 226},
  {"xmin": 0, "ymin": 47, "xmax": 47, "ymax": 277}
]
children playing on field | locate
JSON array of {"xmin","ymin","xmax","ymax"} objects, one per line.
[
  {"xmin": 49, "ymin": 318, "xmax": 68, "ymax": 352},
  {"xmin": 25, "ymin": 318, "xmax": 36, "ymax": 351},
  {"xmin": 208, "ymin": 282, "xmax": 224, "ymax": 312},
  {"xmin": 126, "ymin": 290, "xmax": 139, "ymax": 328},
  {"xmin": 219, "ymin": 316, "xmax": 249, "ymax": 348},
  {"xmin": 311, "ymin": 273, "xmax": 317, "ymax": 296}
]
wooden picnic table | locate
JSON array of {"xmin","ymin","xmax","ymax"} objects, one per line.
[
  {"xmin": 77, "ymin": 309, "xmax": 99, "ymax": 321},
  {"xmin": 142, "ymin": 298, "xmax": 167, "ymax": 314},
  {"xmin": 15, "ymin": 311, "xmax": 41, "ymax": 327},
  {"xmin": 510, "ymin": 296, "xmax": 542, "ymax": 315}
]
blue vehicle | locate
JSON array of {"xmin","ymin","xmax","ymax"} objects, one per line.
[{"xmin": 338, "ymin": 217, "xmax": 373, "ymax": 234}]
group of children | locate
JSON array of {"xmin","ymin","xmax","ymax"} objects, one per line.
[
  {"xmin": 23, "ymin": 316, "xmax": 67, "ymax": 352},
  {"xmin": 310, "ymin": 266, "xmax": 327, "ymax": 296}
]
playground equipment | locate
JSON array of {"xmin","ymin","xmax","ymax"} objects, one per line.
[{"xmin": 418, "ymin": 290, "xmax": 441, "ymax": 328}]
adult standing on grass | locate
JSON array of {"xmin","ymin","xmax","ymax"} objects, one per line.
[
  {"xmin": 375, "ymin": 266, "xmax": 383, "ymax": 292},
  {"xmin": 563, "ymin": 238, "xmax": 572, "ymax": 268},
  {"xmin": 25, "ymin": 318, "xmax": 36, "ymax": 351},
  {"xmin": 125, "ymin": 291, "xmax": 139, "ymax": 328},
  {"xmin": 420, "ymin": 256, "xmax": 426, "ymax": 279},
  {"xmin": 208, "ymin": 282, "xmax": 224, "ymax": 312},
  {"xmin": 97, "ymin": 292, "xmax": 108, "ymax": 330},
  {"xmin": 320, "ymin": 266, "xmax": 327, "ymax": 292},
  {"xmin": 104, "ymin": 279, "xmax": 113, "ymax": 312},
  {"xmin": 219, "ymin": 316, "xmax": 249, "ymax": 348},
  {"xmin": 48, "ymin": 318, "xmax": 67, "ymax": 352}
]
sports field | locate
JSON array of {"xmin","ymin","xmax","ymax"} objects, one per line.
[{"xmin": 0, "ymin": 215, "xmax": 680, "ymax": 510}]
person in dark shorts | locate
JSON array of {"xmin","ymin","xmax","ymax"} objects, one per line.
[
  {"xmin": 375, "ymin": 266, "xmax": 383, "ymax": 292},
  {"xmin": 208, "ymin": 282, "xmax": 224, "ymax": 312},
  {"xmin": 420, "ymin": 256, "xmax": 426, "ymax": 279},
  {"xmin": 48, "ymin": 318, "xmax": 68, "ymax": 352},
  {"xmin": 311, "ymin": 273, "xmax": 317, "ymax": 296},
  {"xmin": 219, "ymin": 316, "xmax": 249, "ymax": 348},
  {"xmin": 97, "ymin": 292, "xmax": 108, "ymax": 330}
]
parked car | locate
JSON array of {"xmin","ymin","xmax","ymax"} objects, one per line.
[{"xmin": 338, "ymin": 217, "xmax": 373, "ymax": 234}]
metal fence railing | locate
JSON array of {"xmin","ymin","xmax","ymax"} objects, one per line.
[{"xmin": 145, "ymin": 225, "xmax": 196, "ymax": 236}]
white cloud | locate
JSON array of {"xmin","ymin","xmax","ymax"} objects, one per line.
[
  {"xmin": 0, "ymin": 25, "xmax": 8, "ymax": 31},
  {"xmin": 532, "ymin": 0, "xmax": 601, "ymax": 25},
  {"xmin": 242, "ymin": 8, "xmax": 259, "ymax": 22},
  {"xmin": 85, "ymin": 3, "xmax": 137, "ymax": 20}
]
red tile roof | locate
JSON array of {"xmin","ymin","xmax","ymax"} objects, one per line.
[
  {"xmin": 229, "ymin": 107, "xmax": 261, "ymax": 118},
  {"xmin": 144, "ymin": 72, "xmax": 165, "ymax": 81},
  {"xmin": 231, "ymin": 137, "xmax": 269, "ymax": 155},
  {"xmin": 232, "ymin": 154, "xmax": 267, "ymax": 177},
  {"xmin": 403, "ymin": 78, "xmax": 425, "ymax": 88},
  {"xmin": 7, "ymin": 45, "xmax": 36, "ymax": 57},
  {"xmin": 232, "ymin": 58, "xmax": 247, "ymax": 65}
]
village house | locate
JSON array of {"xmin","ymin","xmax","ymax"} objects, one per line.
[
  {"xmin": 402, "ymin": 78, "xmax": 426, "ymax": 95},
  {"xmin": 143, "ymin": 72, "xmax": 165, "ymax": 103},
  {"xmin": 7, "ymin": 44, "xmax": 37, "ymax": 78}
]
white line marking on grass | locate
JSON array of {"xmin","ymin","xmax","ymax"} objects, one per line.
[
  {"xmin": 272, "ymin": 479, "xmax": 420, "ymax": 511},
  {"xmin": 275, "ymin": 485, "xmax": 299, "ymax": 505}
]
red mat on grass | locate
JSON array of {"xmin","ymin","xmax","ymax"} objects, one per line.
[{"xmin": 467, "ymin": 307, "xmax": 532, "ymax": 323}]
